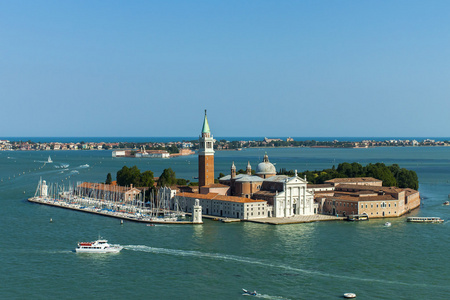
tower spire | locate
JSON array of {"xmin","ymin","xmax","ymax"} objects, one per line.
[{"xmin": 202, "ymin": 109, "xmax": 210, "ymax": 135}]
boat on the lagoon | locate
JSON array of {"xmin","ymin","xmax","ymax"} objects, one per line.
[
  {"xmin": 47, "ymin": 156, "xmax": 52, "ymax": 163},
  {"xmin": 343, "ymin": 293, "xmax": 357, "ymax": 298},
  {"xmin": 75, "ymin": 239, "xmax": 123, "ymax": 253},
  {"xmin": 384, "ymin": 222, "xmax": 391, "ymax": 227},
  {"xmin": 406, "ymin": 217, "xmax": 444, "ymax": 223},
  {"xmin": 443, "ymin": 201, "xmax": 449, "ymax": 206},
  {"xmin": 242, "ymin": 289, "xmax": 258, "ymax": 296},
  {"xmin": 346, "ymin": 214, "xmax": 369, "ymax": 221}
]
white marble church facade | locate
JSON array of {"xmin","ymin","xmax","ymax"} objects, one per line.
[{"xmin": 272, "ymin": 176, "xmax": 315, "ymax": 217}]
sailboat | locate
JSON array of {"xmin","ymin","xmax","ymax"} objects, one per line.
[{"xmin": 47, "ymin": 156, "xmax": 53, "ymax": 163}]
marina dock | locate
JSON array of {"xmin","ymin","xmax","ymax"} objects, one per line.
[{"xmin": 28, "ymin": 197, "xmax": 201, "ymax": 225}]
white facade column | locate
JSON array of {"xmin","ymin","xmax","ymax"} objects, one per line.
[
  {"xmin": 303, "ymin": 186, "xmax": 306, "ymax": 215},
  {"xmin": 289, "ymin": 187, "xmax": 293, "ymax": 217},
  {"xmin": 284, "ymin": 191, "xmax": 287, "ymax": 217}
]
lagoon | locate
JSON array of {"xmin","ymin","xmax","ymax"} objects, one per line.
[{"xmin": 0, "ymin": 146, "xmax": 449, "ymax": 299}]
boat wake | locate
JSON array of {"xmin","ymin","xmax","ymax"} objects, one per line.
[
  {"xmin": 54, "ymin": 164, "xmax": 69, "ymax": 169},
  {"xmin": 242, "ymin": 291, "xmax": 289, "ymax": 299},
  {"xmin": 123, "ymin": 245, "xmax": 445, "ymax": 288}
]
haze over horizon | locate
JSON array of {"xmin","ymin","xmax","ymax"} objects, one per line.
[{"xmin": 1, "ymin": 1, "xmax": 449, "ymax": 137}]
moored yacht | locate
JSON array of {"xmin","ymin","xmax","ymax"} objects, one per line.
[{"xmin": 75, "ymin": 239, "xmax": 123, "ymax": 253}]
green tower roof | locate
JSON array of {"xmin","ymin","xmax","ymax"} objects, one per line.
[{"xmin": 202, "ymin": 110, "xmax": 210, "ymax": 134}]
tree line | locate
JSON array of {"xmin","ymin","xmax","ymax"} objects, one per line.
[
  {"xmin": 279, "ymin": 162, "xmax": 419, "ymax": 190},
  {"xmin": 105, "ymin": 166, "xmax": 190, "ymax": 189}
]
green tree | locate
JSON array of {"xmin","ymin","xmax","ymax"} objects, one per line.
[
  {"xmin": 117, "ymin": 165, "xmax": 141, "ymax": 186},
  {"xmin": 176, "ymin": 178, "xmax": 188, "ymax": 185},
  {"xmin": 396, "ymin": 168, "xmax": 419, "ymax": 190},
  {"xmin": 236, "ymin": 169, "xmax": 246, "ymax": 175},
  {"xmin": 158, "ymin": 168, "xmax": 177, "ymax": 187},
  {"xmin": 166, "ymin": 144, "xmax": 179, "ymax": 154},
  {"xmin": 364, "ymin": 163, "xmax": 397, "ymax": 187},
  {"xmin": 105, "ymin": 173, "xmax": 112, "ymax": 184},
  {"xmin": 140, "ymin": 170, "xmax": 155, "ymax": 188}
]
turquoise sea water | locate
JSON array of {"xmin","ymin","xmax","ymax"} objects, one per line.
[{"xmin": 1, "ymin": 147, "xmax": 449, "ymax": 299}]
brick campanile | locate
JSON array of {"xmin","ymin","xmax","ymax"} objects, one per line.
[{"xmin": 198, "ymin": 110, "xmax": 215, "ymax": 187}]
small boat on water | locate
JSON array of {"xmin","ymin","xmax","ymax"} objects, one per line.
[
  {"xmin": 242, "ymin": 289, "xmax": 258, "ymax": 296},
  {"xmin": 47, "ymin": 156, "xmax": 53, "ymax": 163},
  {"xmin": 343, "ymin": 293, "xmax": 357, "ymax": 298},
  {"xmin": 384, "ymin": 222, "xmax": 391, "ymax": 227},
  {"xmin": 443, "ymin": 201, "xmax": 449, "ymax": 206},
  {"xmin": 346, "ymin": 214, "xmax": 369, "ymax": 221},
  {"xmin": 75, "ymin": 239, "xmax": 123, "ymax": 253},
  {"xmin": 406, "ymin": 217, "xmax": 444, "ymax": 223}
]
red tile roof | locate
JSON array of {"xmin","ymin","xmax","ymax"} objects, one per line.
[
  {"xmin": 330, "ymin": 195, "xmax": 396, "ymax": 202},
  {"xmin": 325, "ymin": 177, "xmax": 382, "ymax": 183},
  {"xmin": 77, "ymin": 182, "xmax": 140, "ymax": 193},
  {"xmin": 178, "ymin": 192, "xmax": 265, "ymax": 203}
]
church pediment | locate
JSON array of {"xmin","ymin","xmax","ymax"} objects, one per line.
[{"xmin": 286, "ymin": 176, "xmax": 308, "ymax": 185}]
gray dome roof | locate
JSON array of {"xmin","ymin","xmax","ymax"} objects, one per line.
[{"xmin": 256, "ymin": 154, "xmax": 276, "ymax": 175}]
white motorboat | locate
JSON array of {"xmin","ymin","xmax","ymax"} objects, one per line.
[
  {"xmin": 242, "ymin": 289, "xmax": 258, "ymax": 296},
  {"xmin": 384, "ymin": 222, "xmax": 391, "ymax": 227},
  {"xmin": 75, "ymin": 239, "xmax": 123, "ymax": 253},
  {"xmin": 343, "ymin": 292, "xmax": 356, "ymax": 298}
]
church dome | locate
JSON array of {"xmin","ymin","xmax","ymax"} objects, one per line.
[{"xmin": 256, "ymin": 154, "xmax": 276, "ymax": 175}]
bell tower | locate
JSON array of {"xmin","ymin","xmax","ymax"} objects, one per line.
[{"xmin": 198, "ymin": 110, "xmax": 215, "ymax": 187}]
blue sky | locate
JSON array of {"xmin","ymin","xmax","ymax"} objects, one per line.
[{"xmin": 1, "ymin": 1, "xmax": 449, "ymax": 137}]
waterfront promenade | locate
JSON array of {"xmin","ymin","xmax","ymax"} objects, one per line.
[
  {"xmin": 248, "ymin": 214, "xmax": 344, "ymax": 225},
  {"xmin": 29, "ymin": 196, "xmax": 343, "ymax": 225}
]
